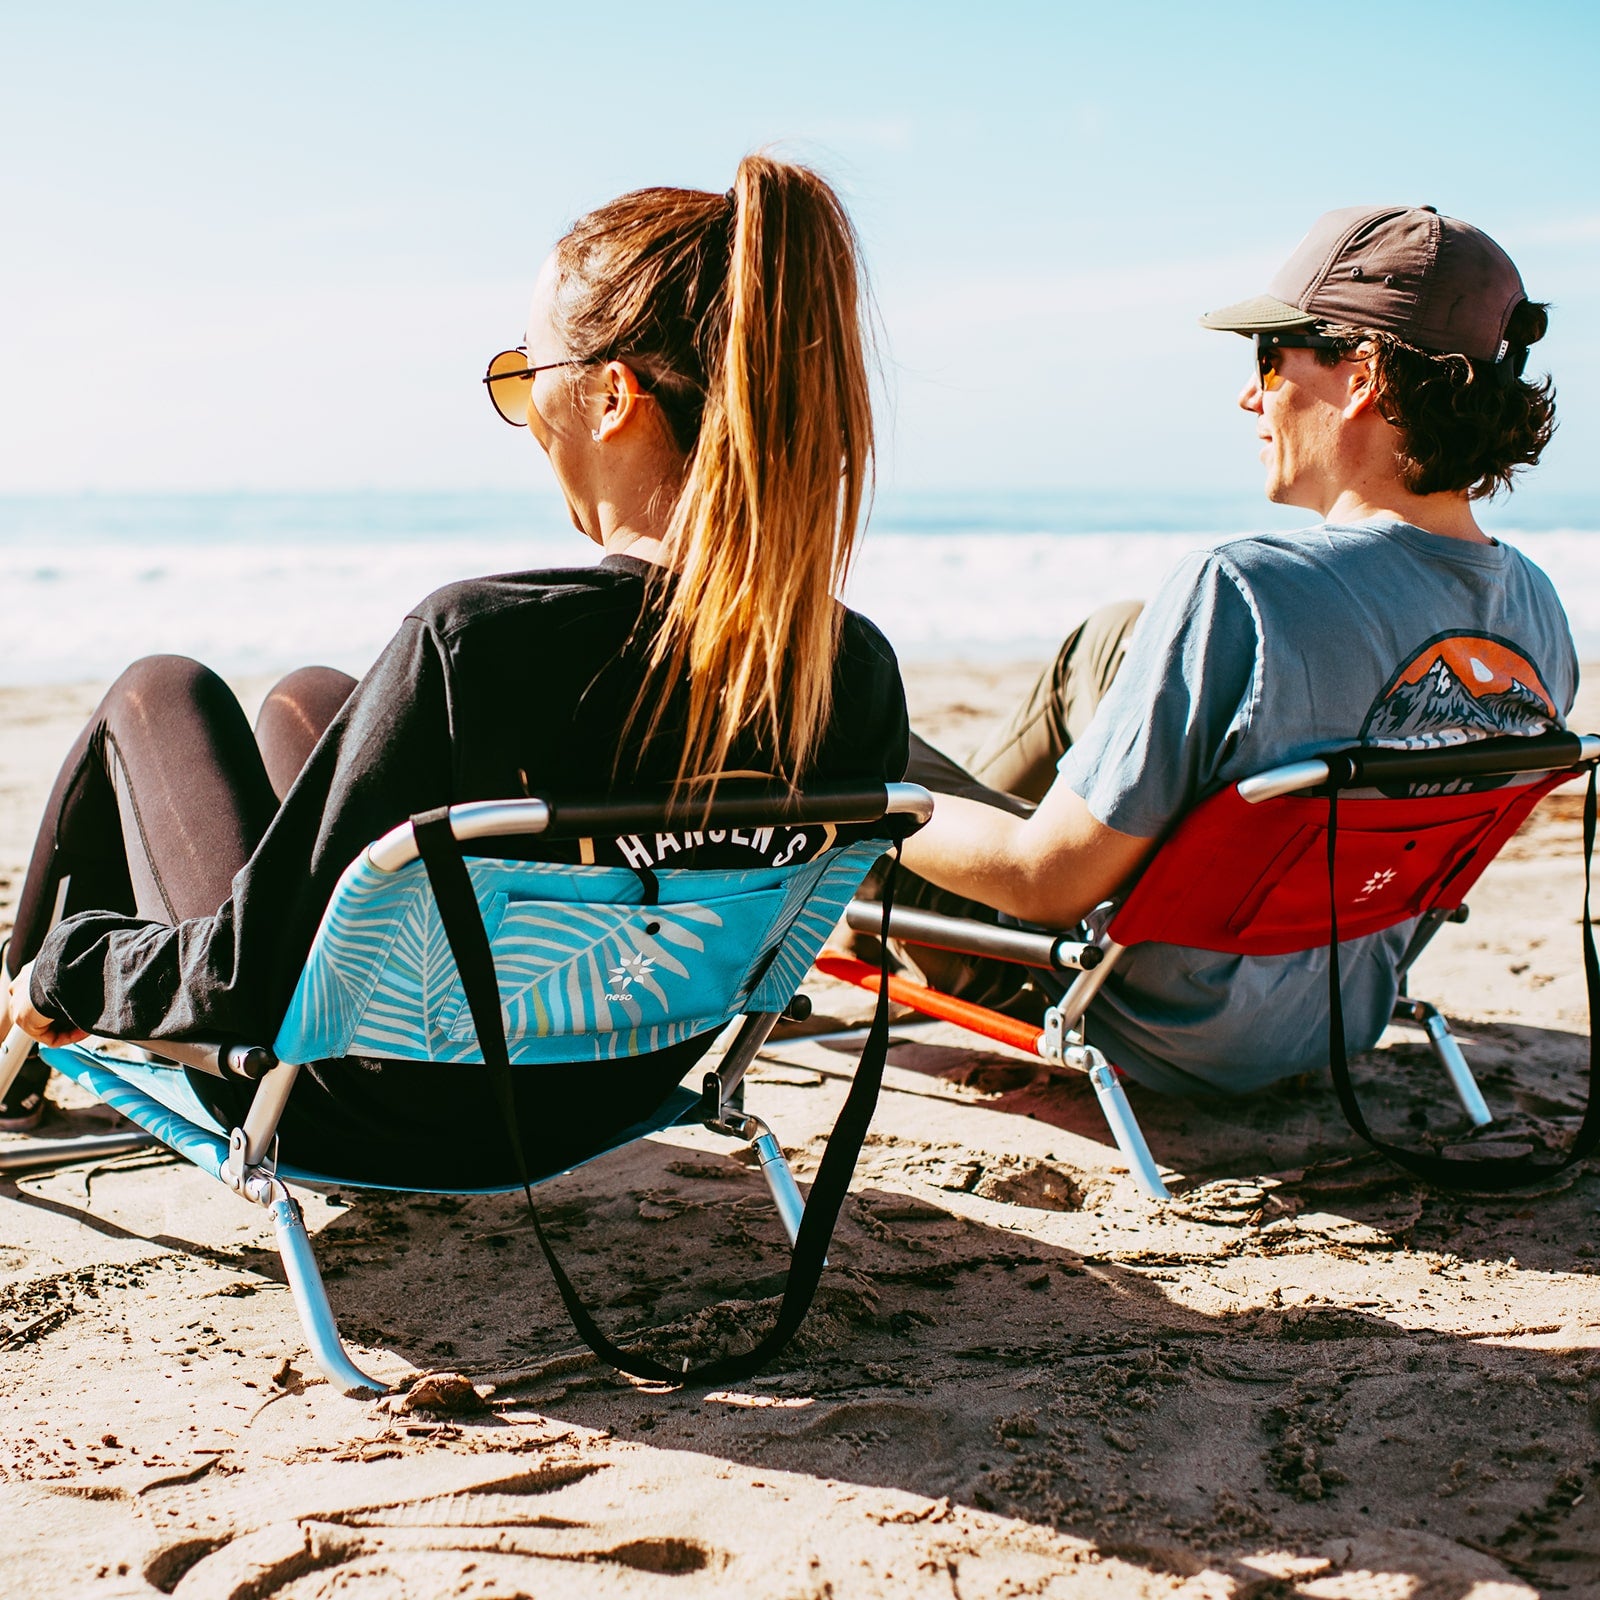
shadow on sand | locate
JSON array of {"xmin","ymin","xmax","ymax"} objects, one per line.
[
  {"xmin": 8, "ymin": 1008, "xmax": 1599, "ymax": 1594},
  {"xmin": 269, "ymin": 1021, "xmax": 1600, "ymax": 1596}
]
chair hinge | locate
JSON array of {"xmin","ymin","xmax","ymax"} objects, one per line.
[
  {"xmin": 1039, "ymin": 1006, "xmax": 1065, "ymax": 1064},
  {"xmin": 1040, "ymin": 1006, "xmax": 1089, "ymax": 1067},
  {"xmin": 698, "ymin": 1070, "xmax": 724, "ymax": 1124},
  {"xmin": 223, "ymin": 1127, "xmax": 278, "ymax": 1201}
]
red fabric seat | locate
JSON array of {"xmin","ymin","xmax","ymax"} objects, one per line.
[
  {"xmin": 1098, "ymin": 750, "xmax": 1598, "ymax": 1193},
  {"xmin": 1107, "ymin": 773, "xmax": 1568, "ymax": 956}
]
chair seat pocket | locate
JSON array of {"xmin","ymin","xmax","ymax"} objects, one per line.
[
  {"xmin": 439, "ymin": 884, "xmax": 792, "ymax": 1044},
  {"xmin": 1225, "ymin": 809, "xmax": 1499, "ymax": 948}
]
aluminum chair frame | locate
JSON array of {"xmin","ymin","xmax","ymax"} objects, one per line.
[
  {"xmin": 834, "ymin": 900, "xmax": 1174, "ymax": 1198},
  {"xmin": 0, "ymin": 782, "xmax": 934, "ymax": 1395}
]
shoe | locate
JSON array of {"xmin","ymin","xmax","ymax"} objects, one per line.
[{"xmin": 0, "ymin": 1049, "xmax": 50, "ymax": 1133}]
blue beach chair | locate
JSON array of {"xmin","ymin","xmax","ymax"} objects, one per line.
[{"xmin": 0, "ymin": 782, "xmax": 932, "ymax": 1394}]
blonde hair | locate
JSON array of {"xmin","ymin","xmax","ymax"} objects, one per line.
[{"xmin": 550, "ymin": 153, "xmax": 875, "ymax": 789}]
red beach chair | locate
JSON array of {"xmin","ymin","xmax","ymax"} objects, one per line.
[{"xmin": 824, "ymin": 731, "xmax": 1600, "ymax": 1201}]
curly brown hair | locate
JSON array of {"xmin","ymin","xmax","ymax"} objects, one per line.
[{"xmin": 1315, "ymin": 301, "xmax": 1556, "ymax": 500}]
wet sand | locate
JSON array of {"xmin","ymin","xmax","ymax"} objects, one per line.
[{"xmin": 2, "ymin": 664, "xmax": 1599, "ymax": 1598}]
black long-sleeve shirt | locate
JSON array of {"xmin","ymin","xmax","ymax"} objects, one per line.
[{"xmin": 32, "ymin": 556, "xmax": 907, "ymax": 1183}]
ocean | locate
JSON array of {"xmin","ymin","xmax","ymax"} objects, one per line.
[{"xmin": 2, "ymin": 489, "xmax": 1598, "ymax": 686}]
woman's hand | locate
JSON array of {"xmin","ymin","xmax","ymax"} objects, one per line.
[{"xmin": 6, "ymin": 961, "xmax": 88, "ymax": 1048}]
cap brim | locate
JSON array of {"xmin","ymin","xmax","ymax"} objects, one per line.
[{"xmin": 1198, "ymin": 294, "xmax": 1319, "ymax": 335}]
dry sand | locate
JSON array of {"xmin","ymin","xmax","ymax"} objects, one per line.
[{"xmin": 3, "ymin": 663, "xmax": 1600, "ymax": 1599}]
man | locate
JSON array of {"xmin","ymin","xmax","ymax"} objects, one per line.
[{"xmin": 897, "ymin": 205, "xmax": 1573, "ymax": 1094}]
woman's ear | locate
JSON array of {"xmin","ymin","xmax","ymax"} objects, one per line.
[{"xmin": 591, "ymin": 360, "xmax": 649, "ymax": 443}]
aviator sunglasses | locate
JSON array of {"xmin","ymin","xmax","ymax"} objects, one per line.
[
  {"xmin": 1254, "ymin": 329, "xmax": 1344, "ymax": 392},
  {"xmin": 483, "ymin": 347, "xmax": 591, "ymax": 426}
]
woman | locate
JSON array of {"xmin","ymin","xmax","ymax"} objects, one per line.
[{"xmin": 0, "ymin": 156, "xmax": 909, "ymax": 1184}]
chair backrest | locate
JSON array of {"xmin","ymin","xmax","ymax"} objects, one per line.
[
  {"xmin": 273, "ymin": 784, "xmax": 929, "ymax": 1068},
  {"xmin": 1107, "ymin": 744, "xmax": 1579, "ymax": 957}
]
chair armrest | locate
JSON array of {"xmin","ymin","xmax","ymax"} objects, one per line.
[
  {"xmin": 126, "ymin": 1037, "xmax": 278, "ymax": 1081},
  {"xmin": 1240, "ymin": 732, "xmax": 1600, "ymax": 803},
  {"xmin": 844, "ymin": 900, "xmax": 1103, "ymax": 971},
  {"xmin": 367, "ymin": 783, "xmax": 934, "ymax": 872}
]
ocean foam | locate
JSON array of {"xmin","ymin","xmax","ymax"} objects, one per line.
[{"xmin": 5, "ymin": 523, "xmax": 1600, "ymax": 686}]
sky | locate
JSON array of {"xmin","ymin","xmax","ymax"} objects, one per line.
[{"xmin": 3, "ymin": 0, "xmax": 1599, "ymax": 511}]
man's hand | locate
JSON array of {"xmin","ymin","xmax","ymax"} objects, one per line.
[{"xmin": 6, "ymin": 961, "xmax": 87, "ymax": 1048}]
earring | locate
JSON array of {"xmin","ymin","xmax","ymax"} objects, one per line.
[{"xmin": 591, "ymin": 429, "xmax": 603, "ymax": 442}]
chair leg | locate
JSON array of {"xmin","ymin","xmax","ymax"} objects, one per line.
[
  {"xmin": 0, "ymin": 1023, "xmax": 35, "ymax": 1104},
  {"xmin": 1041, "ymin": 1009, "xmax": 1171, "ymax": 1201},
  {"xmin": 0, "ymin": 1130, "xmax": 159, "ymax": 1175},
  {"xmin": 1085, "ymin": 1054, "xmax": 1171, "ymax": 1201},
  {"xmin": 1394, "ymin": 998, "xmax": 1492, "ymax": 1128},
  {"xmin": 268, "ymin": 1189, "xmax": 386, "ymax": 1397},
  {"xmin": 707, "ymin": 1109, "xmax": 823, "ymax": 1259},
  {"xmin": 749, "ymin": 1125, "xmax": 807, "ymax": 1247}
]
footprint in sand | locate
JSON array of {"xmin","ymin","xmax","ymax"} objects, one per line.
[{"xmin": 143, "ymin": 1464, "xmax": 715, "ymax": 1595}]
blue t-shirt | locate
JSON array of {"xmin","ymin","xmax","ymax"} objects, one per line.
[{"xmin": 1058, "ymin": 519, "xmax": 1578, "ymax": 1094}]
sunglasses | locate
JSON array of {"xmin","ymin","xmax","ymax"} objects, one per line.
[
  {"xmin": 483, "ymin": 348, "xmax": 591, "ymax": 426},
  {"xmin": 1254, "ymin": 330, "xmax": 1345, "ymax": 392}
]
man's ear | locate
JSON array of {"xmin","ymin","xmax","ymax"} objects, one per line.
[
  {"xmin": 591, "ymin": 360, "xmax": 649, "ymax": 443},
  {"xmin": 1342, "ymin": 347, "xmax": 1381, "ymax": 421}
]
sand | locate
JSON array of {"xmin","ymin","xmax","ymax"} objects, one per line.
[{"xmin": 3, "ymin": 663, "xmax": 1600, "ymax": 1598}]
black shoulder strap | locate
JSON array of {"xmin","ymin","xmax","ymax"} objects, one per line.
[
  {"xmin": 414, "ymin": 807, "xmax": 900, "ymax": 1383},
  {"xmin": 1323, "ymin": 768, "xmax": 1600, "ymax": 1191}
]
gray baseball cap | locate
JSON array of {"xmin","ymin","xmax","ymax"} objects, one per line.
[{"xmin": 1200, "ymin": 205, "xmax": 1527, "ymax": 363}]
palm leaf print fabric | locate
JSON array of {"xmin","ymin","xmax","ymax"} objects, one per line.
[{"xmin": 273, "ymin": 841, "xmax": 885, "ymax": 1068}]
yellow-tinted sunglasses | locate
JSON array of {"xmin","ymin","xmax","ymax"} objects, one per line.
[{"xmin": 483, "ymin": 347, "xmax": 591, "ymax": 426}]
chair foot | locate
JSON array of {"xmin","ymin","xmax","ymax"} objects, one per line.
[
  {"xmin": 269, "ymin": 1190, "xmax": 386, "ymax": 1397},
  {"xmin": 1394, "ymin": 998, "xmax": 1493, "ymax": 1127},
  {"xmin": 1085, "ymin": 1056, "xmax": 1171, "ymax": 1201},
  {"xmin": 0, "ymin": 1130, "xmax": 160, "ymax": 1176}
]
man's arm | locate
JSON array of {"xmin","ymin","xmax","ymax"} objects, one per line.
[
  {"xmin": 901, "ymin": 554, "xmax": 1257, "ymax": 931},
  {"xmin": 900, "ymin": 779, "xmax": 1158, "ymax": 929}
]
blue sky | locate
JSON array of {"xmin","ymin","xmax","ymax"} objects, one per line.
[{"xmin": 4, "ymin": 0, "xmax": 1598, "ymax": 511}]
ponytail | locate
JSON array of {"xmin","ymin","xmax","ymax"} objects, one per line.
[{"xmin": 550, "ymin": 154, "xmax": 875, "ymax": 789}]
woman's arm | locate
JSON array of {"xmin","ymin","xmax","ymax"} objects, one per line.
[{"xmin": 900, "ymin": 778, "xmax": 1158, "ymax": 929}]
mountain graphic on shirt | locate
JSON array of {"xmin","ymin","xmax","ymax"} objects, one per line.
[{"xmin": 1360, "ymin": 634, "xmax": 1557, "ymax": 751}]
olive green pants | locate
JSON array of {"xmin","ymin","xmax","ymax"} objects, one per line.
[{"xmin": 906, "ymin": 597, "xmax": 1144, "ymax": 811}]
